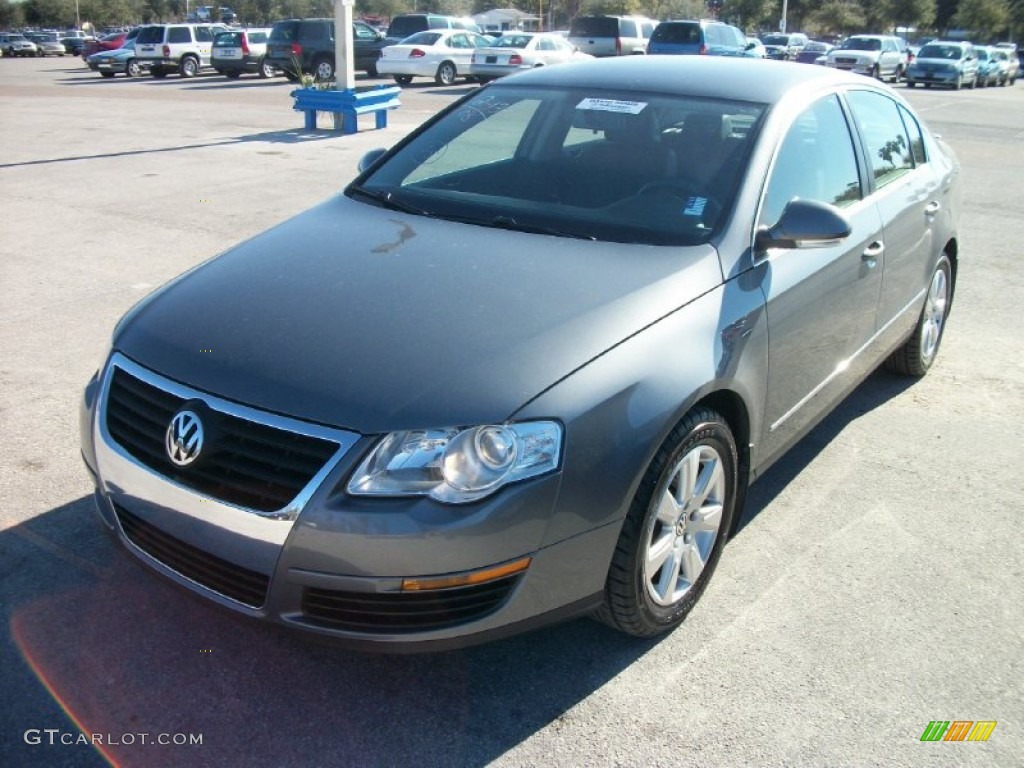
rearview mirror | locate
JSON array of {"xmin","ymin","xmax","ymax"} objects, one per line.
[{"xmin": 755, "ymin": 199, "xmax": 852, "ymax": 253}]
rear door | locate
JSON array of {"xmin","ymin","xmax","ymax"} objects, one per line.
[
  {"xmin": 135, "ymin": 25, "xmax": 164, "ymax": 62},
  {"xmin": 844, "ymin": 89, "xmax": 943, "ymax": 334}
]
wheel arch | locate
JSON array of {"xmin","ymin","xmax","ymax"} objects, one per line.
[{"xmin": 693, "ymin": 389, "xmax": 751, "ymax": 534}]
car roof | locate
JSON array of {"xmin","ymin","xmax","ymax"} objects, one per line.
[{"xmin": 499, "ymin": 55, "xmax": 869, "ymax": 104}]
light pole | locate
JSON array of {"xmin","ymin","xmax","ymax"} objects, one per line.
[{"xmin": 780, "ymin": 0, "xmax": 788, "ymax": 32}]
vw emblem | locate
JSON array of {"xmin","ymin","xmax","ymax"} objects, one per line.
[{"xmin": 166, "ymin": 410, "xmax": 204, "ymax": 467}]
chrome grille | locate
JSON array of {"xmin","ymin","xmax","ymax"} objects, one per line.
[{"xmin": 105, "ymin": 365, "xmax": 340, "ymax": 512}]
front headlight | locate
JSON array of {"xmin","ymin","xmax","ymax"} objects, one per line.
[{"xmin": 347, "ymin": 421, "xmax": 562, "ymax": 504}]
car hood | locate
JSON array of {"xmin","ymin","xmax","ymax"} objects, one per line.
[{"xmin": 114, "ymin": 195, "xmax": 723, "ymax": 434}]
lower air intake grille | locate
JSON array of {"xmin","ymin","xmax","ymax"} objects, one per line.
[
  {"xmin": 301, "ymin": 577, "xmax": 519, "ymax": 633},
  {"xmin": 115, "ymin": 504, "xmax": 270, "ymax": 608}
]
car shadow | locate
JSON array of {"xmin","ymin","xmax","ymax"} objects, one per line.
[
  {"xmin": 3, "ymin": 497, "xmax": 662, "ymax": 767},
  {"xmin": 735, "ymin": 367, "xmax": 918, "ymax": 535}
]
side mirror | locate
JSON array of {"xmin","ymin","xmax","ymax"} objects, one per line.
[
  {"xmin": 357, "ymin": 148, "xmax": 388, "ymax": 173},
  {"xmin": 755, "ymin": 199, "xmax": 852, "ymax": 253},
  {"xmin": 745, "ymin": 41, "xmax": 756, "ymax": 51}
]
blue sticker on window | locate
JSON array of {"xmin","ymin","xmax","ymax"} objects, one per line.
[{"xmin": 683, "ymin": 197, "xmax": 707, "ymax": 216}]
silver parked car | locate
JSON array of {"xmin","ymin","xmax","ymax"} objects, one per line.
[{"xmin": 81, "ymin": 57, "xmax": 961, "ymax": 651}]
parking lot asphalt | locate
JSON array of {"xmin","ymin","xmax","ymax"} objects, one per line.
[{"xmin": 1, "ymin": 58, "xmax": 1022, "ymax": 768}]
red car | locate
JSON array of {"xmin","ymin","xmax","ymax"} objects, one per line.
[{"xmin": 81, "ymin": 30, "xmax": 136, "ymax": 60}]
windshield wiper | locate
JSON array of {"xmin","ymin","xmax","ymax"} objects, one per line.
[
  {"xmin": 485, "ymin": 215, "xmax": 596, "ymax": 241},
  {"xmin": 347, "ymin": 185, "xmax": 436, "ymax": 217}
]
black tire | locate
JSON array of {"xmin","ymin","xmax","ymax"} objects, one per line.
[
  {"xmin": 126, "ymin": 59, "xmax": 141, "ymax": 77},
  {"xmin": 100, "ymin": 71, "xmax": 115, "ymax": 78},
  {"xmin": 435, "ymin": 60, "xmax": 457, "ymax": 86},
  {"xmin": 313, "ymin": 56, "xmax": 334, "ymax": 81},
  {"xmin": 258, "ymin": 58, "xmax": 274, "ymax": 79},
  {"xmin": 906, "ymin": 80, "xmax": 916, "ymax": 88},
  {"xmin": 366, "ymin": 56, "xmax": 379, "ymax": 77},
  {"xmin": 151, "ymin": 67, "xmax": 167, "ymax": 78},
  {"xmin": 594, "ymin": 407, "xmax": 739, "ymax": 637},
  {"xmin": 179, "ymin": 55, "xmax": 199, "ymax": 78},
  {"xmin": 224, "ymin": 70, "xmax": 241, "ymax": 79},
  {"xmin": 284, "ymin": 70, "xmax": 299, "ymax": 82},
  {"xmin": 871, "ymin": 64, "xmax": 881, "ymax": 80},
  {"xmin": 885, "ymin": 254, "xmax": 952, "ymax": 376},
  {"xmin": 393, "ymin": 74, "xmax": 412, "ymax": 85}
]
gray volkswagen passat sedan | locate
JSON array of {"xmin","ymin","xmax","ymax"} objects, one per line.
[{"xmin": 81, "ymin": 57, "xmax": 960, "ymax": 651}]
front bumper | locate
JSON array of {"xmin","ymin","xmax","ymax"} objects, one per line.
[
  {"xmin": 906, "ymin": 67, "xmax": 961, "ymax": 85},
  {"xmin": 81, "ymin": 353, "xmax": 613, "ymax": 650}
]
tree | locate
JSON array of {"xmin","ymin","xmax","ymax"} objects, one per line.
[
  {"xmin": 882, "ymin": 0, "xmax": 936, "ymax": 32},
  {"xmin": 806, "ymin": 0, "xmax": 866, "ymax": 36},
  {"xmin": 0, "ymin": 0, "xmax": 26, "ymax": 28},
  {"xmin": 954, "ymin": 0, "xmax": 1009, "ymax": 37},
  {"xmin": 725, "ymin": 0, "xmax": 772, "ymax": 30}
]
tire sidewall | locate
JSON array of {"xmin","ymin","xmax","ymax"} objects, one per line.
[{"xmin": 630, "ymin": 414, "xmax": 739, "ymax": 632}]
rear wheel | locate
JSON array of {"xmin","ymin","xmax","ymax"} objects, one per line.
[
  {"xmin": 126, "ymin": 59, "xmax": 141, "ymax": 77},
  {"xmin": 151, "ymin": 66, "xmax": 167, "ymax": 79},
  {"xmin": 258, "ymin": 58, "xmax": 275, "ymax": 79},
  {"xmin": 313, "ymin": 56, "xmax": 334, "ymax": 81},
  {"xmin": 179, "ymin": 55, "xmax": 199, "ymax": 78},
  {"xmin": 435, "ymin": 60, "xmax": 457, "ymax": 86},
  {"xmin": 886, "ymin": 255, "xmax": 952, "ymax": 376},
  {"xmin": 595, "ymin": 407, "xmax": 738, "ymax": 637},
  {"xmin": 100, "ymin": 71, "xmax": 115, "ymax": 78},
  {"xmin": 393, "ymin": 74, "xmax": 412, "ymax": 85},
  {"xmin": 224, "ymin": 70, "xmax": 241, "ymax": 79}
]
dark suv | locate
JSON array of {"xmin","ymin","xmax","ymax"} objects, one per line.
[{"xmin": 265, "ymin": 19, "xmax": 387, "ymax": 80}]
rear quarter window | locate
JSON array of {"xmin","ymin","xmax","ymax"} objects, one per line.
[
  {"xmin": 652, "ymin": 23, "xmax": 700, "ymax": 45},
  {"xmin": 570, "ymin": 17, "xmax": 618, "ymax": 37},
  {"xmin": 136, "ymin": 27, "xmax": 164, "ymax": 44},
  {"xmin": 619, "ymin": 20, "xmax": 637, "ymax": 38},
  {"xmin": 269, "ymin": 22, "xmax": 300, "ymax": 43},
  {"xmin": 249, "ymin": 32, "xmax": 268, "ymax": 44},
  {"xmin": 168, "ymin": 27, "xmax": 191, "ymax": 44}
]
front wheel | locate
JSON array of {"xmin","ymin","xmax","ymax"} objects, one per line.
[
  {"xmin": 126, "ymin": 59, "xmax": 141, "ymax": 77},
  {"xmin": 871, "ymin": 64, "xmax": 881, "ymax": 80},
  {"xmin": 886, "ymin": 255, "xmax": 952, "ymax": 376},
  {"xmin": 100, "ymin": 71, "xmax": 115, "ymax": 78},
  {"xmin": 435, "ymin": 60, "xmax": 457, "ymax": 86},
  {"xmin": 393, "ymin": 74, "xmax": 412, "ymax": 85},
  {"xmin": 258, "ymin": 58, "xmax": 275, "ymax": 79},
  {"xmin": 594, "ymin": 407, "xmax": 739, "ymax": 637},
  {"xmin": 151, "ymin": 67, "xmax": 168, "ymax": 79}
]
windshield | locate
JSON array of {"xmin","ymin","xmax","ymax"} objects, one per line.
[
  {"xmin": 918, "ymin": 44, "xmax": 963, "ymax": 59},
  {"xmin": 762, "ymin": 35, "xmax": 789, "ymax": 45},
  {"xmin": 350, "ymin": 84, "xmax": 764, "ymax": 246},
  {"xmin": 843, "ymin": 37, "xmax": 882, "ymax": 51}
]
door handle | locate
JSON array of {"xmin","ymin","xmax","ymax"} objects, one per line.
[
  {"xmin": 862, "ymin": 241, "xmax": 884, "ymax": 268},
  {"xmin": 925, "ymin": 201, "xmax": 941, "ymax": 216}
]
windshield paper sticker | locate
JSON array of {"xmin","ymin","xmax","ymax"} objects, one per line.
[
  {"xmin": 576, "ymin": 98, "xmax": 647, "ymax": 114},
  {"xmin": 683, "ymin": 197, "xmax": 708, "ymax": 217}
]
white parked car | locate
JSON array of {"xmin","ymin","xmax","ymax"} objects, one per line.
[
  {"xmin": 826, "ymin": 34, "xmax": 905, "ymax": 82},
  {"xmin": 377, "ymin": 29, "xmax": 493, "ymax": 85},
  {"xmin": 470, "ymin": 32, "xmax": 593, "ymax": 81}
]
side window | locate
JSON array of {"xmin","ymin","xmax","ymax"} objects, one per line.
[
  {"xmin": 537, "ymin": 38, "xmax": 555, "ymax": 51},
  {"xmin": 354, "ymin": 24, "xmax": 374, "ymax": 41},
  {"xmin": 168, "ymin": 27, "xmax": 191, "ymax": 44},
  {"xmin": 898, "ymin": 104, "xmax": 927, "ymax": 165},
  {"xmin": 195, "ymin": 27, "xmax": 213, "ymax": 43},
  {"xmin": 642, "ymin": 22, "xmax": 656, "ymax": 38},
  {"xmin": 620, "ymin": 21, "xmax": 637, "ymax": 38},
  {"xmin": 759, "ymin": 94, "xmax": 862, "ymax": 228},
  {"xmin": 846, "ymin": 90, "xmax": 914, "ymax": 189}
]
